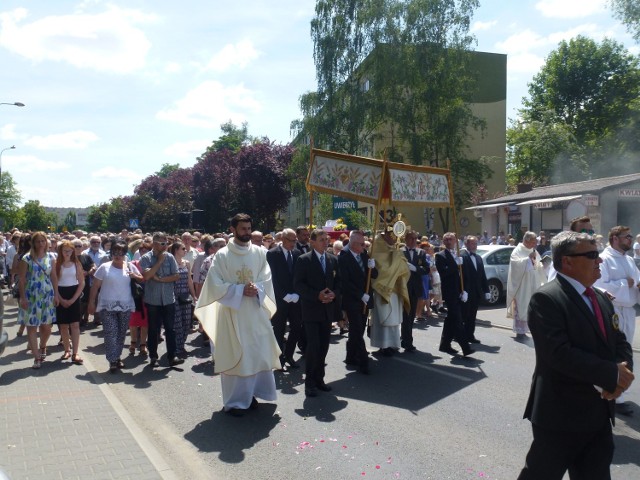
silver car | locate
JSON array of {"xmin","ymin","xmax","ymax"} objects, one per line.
[{"xmin": 475, "ymin": 245, "xmax": 515, "ymax": 305}]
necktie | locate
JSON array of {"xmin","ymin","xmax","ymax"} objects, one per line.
[
  {"xmin": 320, "ymin": 254, "xmax": 326, "ymax": 273},
  {"xmin": 584, "ymin": 287, "xmax": 607, "ymax": 339},
  {"xmin": 409, "ymin": 249, "xmax": 414, "ymax": 262},
  {"xmin": 287, "ymin": 250, "xmax": 293, "ymax": 272},
  {"xmin": 356, "ymin": 254, "xmax": 364, "ymax": 271}
]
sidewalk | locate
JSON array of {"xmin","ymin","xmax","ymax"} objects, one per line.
[
  {"xmin": 0, "ymin": 295, "xmax": 174, "ymax": 480},
  {"xmin": 476, "ymin": 304, "xmax": 640, "ymax": 352}
]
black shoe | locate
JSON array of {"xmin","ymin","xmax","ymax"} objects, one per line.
[
  {"xmin": 439, "ymin": 345, "xmax": 458, "ymax": 355},
  {"xmin": 438, "ymin": 307, "xmax": 447, "ymax": 313},
  {"xmin": 317, "ymin": 383, "xmax": 332, "ymax": 392},
  {"xmin": 285, "ymin": 357, "xmax": 299, "ymax": 369},
  {"xmin": 339, "ymin": 328, "xmax": 348, "ymax": 335},
  {"xmin": 404, "ymin": 345, "xmax": 417, "ymax": 353},
  {"xmin": 226, "ymin": 408, "xmax": 245, "ymax": 417},
  {"xmin": 109, "ymin": 362, "xmax": 118, "ymax": 373},
  {"xmin": 116, "ymin": 359, "xmax": 125, "ymax": 369},
  {"xmin": 250, "ymin": 397, "xmax": 259, "ymax": 410},
  {"xmin": 616, "ymin": 403, "xmax": 634, "ymax": 416},
  {"xmin": 169, "ymin": 357, "xmax": 184, "ymax": 367},
  {"xmin": 462, "ymin": 348, "xmax": 475, "ymax": 357},
  {"xmin": 430, "ymin": 304, "xmax": 439, "ymax": 313},
  {"xmin": 469, "ymin": 338, "xmax": 481, "ymax": 344},
  {"xmin": 149, "ymin": 358, "xmax": 158, "ymax": 367},
  {"xmin": 305, "ymin": 387, "xmax": 318, "ymax": 397},
  {"xmin": 344, "ymin": 357, "xmax": 359, "ymax": 366}
]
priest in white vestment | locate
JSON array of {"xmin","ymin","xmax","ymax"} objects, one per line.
[
  {"xmin": 369, "ymin": 232, "xmax": 410, "ymax": 355},
  {"xmin": 594, "ymin": 225, "xmax": 639, "ymax": 414},
  {"xmin": 506, "ymin": 231, "xmax": 547, "ymax": 337},
  {"xmin": 195, "ymin": 213, "xmax": 281, "ymax": 416}
]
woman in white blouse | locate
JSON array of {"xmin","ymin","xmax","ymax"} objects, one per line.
[{"xmin": 88, "ymin": 240, "xmax": 143, "ymax": 373}]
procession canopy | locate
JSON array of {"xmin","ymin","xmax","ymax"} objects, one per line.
[{"xmin": 306, "ymin": 147, "xmax": 454, "ymax": 208}]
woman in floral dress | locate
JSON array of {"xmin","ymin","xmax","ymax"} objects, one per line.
[
  {"xmin": 17, "ymin": 231, "xmax": 59, "ymax": 369},
  {"xmin": 170, "ymin": 241, "xmax": 197, "ymax": 358}
]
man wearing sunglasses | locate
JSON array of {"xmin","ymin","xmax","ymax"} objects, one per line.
[
  {"xmin": 594, "ymin": 225, "xmax": 639, "ymax": 416},
  {"xmin": 519, "ymin": 231, "xmax": 634, "ymax": 479}
]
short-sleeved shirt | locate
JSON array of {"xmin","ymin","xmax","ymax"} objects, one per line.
[
  {"xmin": 139, "ymin": 250, "xmax": 179, "ymax": 306},
  {"xmin": 94, "ymin": 261, "xmax": 140, "ymax": 312}
]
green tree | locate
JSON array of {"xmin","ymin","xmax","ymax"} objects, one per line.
[
  {"xmin": 313, "ymin": 193, "xmax": 333, "ymax": 227},
  {"xmin": 21, "ymin": 200, "xmax": 57, "ymax": 232},
  {"xmin": 299, "ymin": 0, "xmax": 487, "ymax": 231},
  {"xmin": 155, "ymin": 163, "xmax": 180, "ymax": 178},
  {"xmin": 0, "ymin": 171, "xmax": 22, "ymax": 229},
  {"xmin": 610, "ymin": 0, "xmax": 640, "ymax": 42},
  {"xmin": 205, "ymin": 121, "xmax": 251, "ymax": 154},
  {"xmin": 344, "ymin": 209, "xmax": 373, "ymax": 231},
  {"xmin": 87, "ymin": 204, "xmax": 109, "ymax": 232},
  {"xmin": 63, "ymin": 211, "xmax": 77, "ymax": 231},
  {"xmin": 512, "ymin": 36, "xmax": 640, "ymax": 184}
]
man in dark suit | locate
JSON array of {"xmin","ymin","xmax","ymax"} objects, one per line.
[
  {"xmin": 294, "ymin": 229, "xmax": 341, "ymax": 397},
  {"xmin": 518, "ymin": 231, "xmax": 634, "ymax": 480},
  {"xmin": 296, "ymin": 226, "xmax": 311, "ymax": 254},
  {"xmin": 435, "ymin": 232, "xmax": 474, "ymax": 356},
  {"xmin": 401, "ymin": 230, "xmax": 430, "ymax": 352},
  {"xmin": 266, "ymin": 228, "xmax": 302, "ymax": 371},
  {"xmin": 339, "ymin": 230, "xmax": 378, "ymax": 374},
  {"xmin": 461, "ymin": 235, "xmax": 491, "ymax": 344}
]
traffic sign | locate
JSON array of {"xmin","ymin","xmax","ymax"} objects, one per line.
[{"xmin": 129, "ymin": 218, "xmax": 139, "ymax": 229}]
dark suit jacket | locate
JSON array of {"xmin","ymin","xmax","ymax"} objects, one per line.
[
  {"xmin": 403, "ymin": 247, "xmax": 430, "ymax": 297},
  {"xmin": 294, "ymin": 250, "xmax": 341, "ymax": 323},
  {"xmin": 461, "ymin": 251, "xmax": 489, "ymax": 301},
  {"xmin": 296, "ymin": 242, "xmax": 310, "ymax": 254},
  {"xmin": 266, "ymin": 245, "xmax": 301, "ymax": 313},
  {"xmin": 338, "ymin": 250, "xmax": 378, "ymax": 311},
  {"xmin": 435, "ymin": 249, "xmax": 462, "ymax": 301},
  {"xmin": 524, "ymin": 275, "xmax": 633, "ymax": 431}
]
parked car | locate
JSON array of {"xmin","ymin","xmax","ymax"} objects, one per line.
[{"xmin": 475, "ymin": 245, "xmax": 515, "ymax": 305}]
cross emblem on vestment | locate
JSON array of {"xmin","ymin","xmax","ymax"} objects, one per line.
[{"xmin": 236, "ymin": 264, "xmax": 254, "ymax": 284}]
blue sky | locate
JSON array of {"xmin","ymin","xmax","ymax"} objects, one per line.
[{"xmin": 0, "ymin": 0, "xmax": 637, "ymax": 208}]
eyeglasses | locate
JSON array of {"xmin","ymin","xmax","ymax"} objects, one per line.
[
  {"xmin": 74, "ymin": 245, "xmax": 83, "ymax": 248},
  {"xmin": 155, "ymin": 241, "xmax": 167, "ymax": 246},
  {"xmin": 284, "ymin": 237, "xmax": 297, "ymax": 242},
  {"xmin": 618, "ymin": 234, "xmax": 633, "ymax": 240},
  {"xmin": 579, "ymin": 229, "xmax": 595, "ymax": 235},
  {"xmin": 111, "ymin": 252, "xmax": 126, "ymax": 257},
  {"xmin": 565, "ymin": 251, "xmax": 599, "ymax": 260}
]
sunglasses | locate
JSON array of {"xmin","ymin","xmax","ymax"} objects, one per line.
[
  {"xmin": 579, "ymin": 229, "xmax": 595, "ymax": 235},
  {"xmin": 565, "ymin": 251, "xmax": 599, "ymax": 260},
  {"xmin": 111, "ymin": 252, "xmax": 126, "ymax": 257},
  {"xmin": 155, "ymin": 241, "xmax": 167, "ymax": 246}
]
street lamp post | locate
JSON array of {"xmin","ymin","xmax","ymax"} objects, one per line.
[
  {"xmin": 0, "ymin": 102, "xmax": 25, "ymax": 107},
  {"xmin": 0, "ymin": 145, "xmax": 16, "ymax": 184}
]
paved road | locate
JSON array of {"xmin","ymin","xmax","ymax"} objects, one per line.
[{"xmin": 2, "ymin": 298, "xmax": 639, "ymax": 479}]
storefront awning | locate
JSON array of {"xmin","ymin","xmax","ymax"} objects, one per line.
[
  {"xmin": 465, "ymin": 201, "xmax": 515, "ymax": 210},
  {"xmin": 516, "ymin": 195, "xmax": 583, "ymax": 206}
]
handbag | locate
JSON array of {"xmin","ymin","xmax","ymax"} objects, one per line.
[{"xmin": 177, "ymin": 294, "xmax": 192, "ymax": 305}]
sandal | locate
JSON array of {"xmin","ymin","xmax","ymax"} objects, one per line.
[
  {"xmin": 139, "ymin": 344, "xmax": 148, "ymax": 356},
  {"xmin": 32, "ymin": 360, "xmax": 41, "ymax": 369},
  {"xmin": 39, "ymin": 348, "xmax": 47, "ymax": 361},
  {"xmin": 129, "ymin": 341, "xmax": 137, "ymax": 355},
  {"xmin": 61, "ymin": 351, "xmax": 71, "ymax": 360},
  {"xmin": 116, "ymin": 359, "xmax": 125, "ymax": 369},
  {"xmin": 71, "ymin": 354, "xmax": 84, "ymax": 365}
]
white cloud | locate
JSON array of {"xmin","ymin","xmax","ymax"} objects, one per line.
[
  {"xmin": 471, "ymin": 20, "xmax": 497, "ymax": 33},
  {"xmin": 164, "ymin": 62, "xmax": 182, "ymax": 74},
  {"xmin": 156, "ymin": 80, "xmax": 262, "ymax": 129},
  {"xmin": 205, "ymin": 40, "xmax": 260, "ymax": 72},
  {"xmin": 3, "ymin": 154, "xmax": 70, "ymax": 172},
  {"xmin": 163, "ymin": 140, "xmax": 211, "ymax": 162},
  {"xmin": 0, "ymin": 124, "xmax": 18, "ymax": 140},
  {"xmin": 508, "ymin": 52, "xmax": 546, "ymax": 74},
  {"xmin": 24, "ymin": 131, "xmax": 99, "ymax": 150},
  {"xmin": 0, "ymin": 6, "xmax": 156, "ymax": 74},
  {"xmin": 535, "ymin": 0, "xmax": 606, "ymax": 19},
  {"xmin": 92, "ymin": 166, "xmax": 141, "ymax": 182}
]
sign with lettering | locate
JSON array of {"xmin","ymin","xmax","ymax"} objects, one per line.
[{"xmin": 619, "ymin": 189, "xmax": 640, "ymax": 197}]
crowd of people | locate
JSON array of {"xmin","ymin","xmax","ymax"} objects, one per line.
[{"xmin": 1, "ymin": 213, "xmax": 637, "ymax": 477}]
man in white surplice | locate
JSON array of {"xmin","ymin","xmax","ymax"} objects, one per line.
[
  {"xmin": 594, "ymin": 225, "xmax": 639, "ymax": 416},
  {"xmin": 195, "ymin": 213, "xmax": 281, "ymax": 416},
  {"xmin": 506, "ymin": 231, "xmax": 547, "ymax": 338}
]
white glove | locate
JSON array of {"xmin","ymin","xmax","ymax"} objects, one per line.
[
  {"xmin": 455, "ymin": 256, "xmax": 463, "ymax": 266},
  {"xmin": 407, "ymin": 263, "xmax": 417, "ymax": 272},
  {"xmin": 484, "ymin": 292, "xmax": 491, "ymax": 301},
  {"xmin": 460, "ymin": 291, "xmax": 468, "ymax": 303},
  {"xmin": 289, "ymin": 293, "xmax": 299, "ymax": 303},
  {"xmin": 361, "ymin": 293, "xmax": 370, "ymax": 303},
  {"xmin": 283, "ymin": 294, "xmax": 293, "ymax": 303},
  {"xmin": 367, "ymin": 258, "xmax": 375, "ymax": 269}
]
